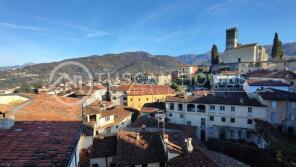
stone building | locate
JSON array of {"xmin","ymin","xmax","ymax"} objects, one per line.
[{"xmin": 222, "ymin": 28, "xmax": 268, "ymax": 64}]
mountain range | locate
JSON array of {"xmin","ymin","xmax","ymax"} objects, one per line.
[{"xmin": 0, "ymin": 42, "xmax": 296, "ymax": 89}]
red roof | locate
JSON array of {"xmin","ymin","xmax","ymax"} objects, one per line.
[
  {"xmin": 127, "ymin": 85, "xmax": 175, "ymax": 96},
  {"xmin": 0, "ymin": 121, "xmax": 81, "ymax": 166},
  {"xmin": 6, "ymin": 94, "xmax": 82, "ymax": 121}
]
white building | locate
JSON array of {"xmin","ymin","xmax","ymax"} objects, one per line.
[
  {"xmin": 212, "ymin": 70, "xmax": 245, "ymax": 90},
  {"xmin": 244, "ymin": 80, "xmax": 290, "ymax": 94},
  {"xmin": 165, "ymin": 92, "xmax": 266, "ymax": 142},
  {"xmin": 84, "ymin": 105, "xmax": 132, "ymax": 137}
]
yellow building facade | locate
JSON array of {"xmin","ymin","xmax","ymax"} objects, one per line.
[{"xmin": 127, "ymin": 93, "xmax": 175, "ymax": 111}]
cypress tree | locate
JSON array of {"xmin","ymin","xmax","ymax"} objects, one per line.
[
  {"xmin": 211, "ymin": 44, "xmax": 219, "ymax": 65},
  {"xmin": 271, "ymin": 32, "xmax": 284, "ymax": 60}
]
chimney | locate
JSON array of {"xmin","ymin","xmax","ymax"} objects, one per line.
[
  {"xmin": 185, "ymin": 138, "xmax": 193, "ymax": 153},
  {"xmin": 240, "ymin": 97, "xmax": 244, "ymax": 104},
  {"xmin": 163, "ymin": 134, "xmax": 169, "ymax": 143},
  {"xmin": 136, "ymin": 132, "xmax": 140, "ymax": 141}
]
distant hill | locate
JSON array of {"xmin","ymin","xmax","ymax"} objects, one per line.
[
  {"xmin": 176, "ymin": 52, "xmax": 211, "ymax": 65},
  {"xmin": 0, "ymin": 63, "xmax": 34, "ymax": 71},
  {"xmin": 264, "ymin": 42, "xmax": 296, "ymax": 57},
  {"xmin": 0, "ymin": 52, "xmax": 183, "ymax": 89}
]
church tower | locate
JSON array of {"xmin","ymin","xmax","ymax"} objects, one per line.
[{"xmin": 226, "ymin": 28, "xmax": 238, "ymax": 50}]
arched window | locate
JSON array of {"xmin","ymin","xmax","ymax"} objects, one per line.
[
  {"xmin": 187, "ymin": 104, "xmax": 195, "ymax": 112},
  {"xmin": 197, "ymin": 105, "xmax": 206, "ymax": 112}
]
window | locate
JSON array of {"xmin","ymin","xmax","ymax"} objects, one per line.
[
  {"xmin": 187, "ymin": 121, "xmax": 191, "ymax": 125},
  {"xmin": 231, "ymin": 106, "xmax": 235, "ymax": 112},
  {"xmin": 92, "ymin": 164, "xmax": 99, "ymax": 167},
  {"xmin": 230, "ymin": 130, "xmax": 234, "ymax": 138},
  {"xmin": 231, "ymin": 118, "xmax": 235, "ymax": 123},
  {"xmin": 246, "ymin": 131, "xmax": 251, "ymax": 138},
  {"xmin": 210, "ymin": 116, "xmax": 214, "ymax": 121},
  {"xmin": 238, "ymin": 58, "xmax": 241, "ymax": 63},
  {"xmin": 248, "ymin": 107, "xmax": 252, "ymax": 113},
  {"xmin": 201, "ymin": 118, "xmax": 206, "ymax": 126},
  {"xmin": 146, "ymin": 98, "xmax": 149, "ymax": 101},
  {"xmin": 116, "ymin": 125, "xmax": 119, "ymax": 129},
  {"xmin": 180, "ymin": 113, "xmax": 183, "ymax": 118},
  {"xmin": 142, "ymin": 164, "xmax": 147, "ymax": 167},
  {"xmin": 105, "ymin": 116, "xmax": 110, "ymax": 121},
  {"xmin": 187, "ymin": 104, "xmax": 195, "ymax": 112},
  {"xmin": 272, "ymin": 101, "xmax": 277, "ymax": 108},
  {"xmin": 178, "ymin": 104, "xmax": 183, "ymax": 111},
  {"xmin": 112, "ymin": 96, "xmax": 116, "ymax": 100},
  {"xmin": 106, "ymin": 127, "xmax": 111, "ymax": 134},
  {"xmin": 130, "ymin": 98, "xmax": 133, "ymax": 101},
  {"xmin": 220, "ymin": 106, "xmax": 225, "ymax": 111},
  {"xmin": 247, "ymin": 119, "xmax": 252, "ymax": 124},
  {"xmin": 169, "ymin": 103, "xmax": 174, "ymax": 110},
  {"xmin": 138, "ymin": 98, "xmax": 141, "ymax": 102},
  {"xmin": 221, "ymin": 117, "xmax": 226, "ymax": 122},
  {"xmin": 210, "ymin": 105, "xmax": 215, "ymax": 110},
  {"xmin": 169, "ymin": 113, "xmax": 172, "ymax": 116}
]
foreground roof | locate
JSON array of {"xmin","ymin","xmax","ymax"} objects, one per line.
[
  {"xmin": 257, "ymin": 88, "xmax": 296, "ymax": 101},
  {"xmin": 0, "ymin": 121, "xmax": 81, "ymax": 166},
  {"xmin": 113, "ymin": 128, "xmax": 166, "ymax": 166},
  {"xmin": 166, "ymin": 92, "xmax": 265, "ymax": 107},
  {"xmin": 90, "ymin": 136, "xmax": 117, "ymax": 158}
]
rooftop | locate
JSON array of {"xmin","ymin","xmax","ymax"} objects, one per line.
[
  {"xmin": 141, "ymin": 102, "xmax": 165, "ymax": 113},
  {"xmin": 247, "ymin": 80, "xmax": 290, "ymax": 86},
  {"xmin": 7, "ymin": 94, "xmax": 82, "ymax": 121},
  {"xmin": 166, "ymin": 92, "xmax": 265, "ymax": 107},
  {"xmin": 0, "ymin": 121, "xmax": 81, "ymax": 166},
  {"xmin": 90, "ymin": 136, "xmax": 117, "ymax": 158},
  {"xmin": 110, "ymin": 84, "xmax": 175, "ymax": 96},
  {"xmin": 113, "ymin": 128, "xmax": 166, "ymax": 166},
  {"xmin": 246, "ymin": 70, "xmax": 296, "ymax": 79},
  {"xmin": 256, "ymin": 88, "xmax": 296, "ymax": 101}
]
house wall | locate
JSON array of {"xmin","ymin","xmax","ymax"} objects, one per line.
[
  {"xmin": 110, "ymin": 91, "xmax": 127, "ymax": 106},
  {"xmin": 90, "ymin": 157, "xmax": 113, "ymax": 167},
  {"xmin": 95, "ymin": 116, "xmax": 132, "ymax": 136},
  {"xmin": 128, "ymin": 94, "xmax": 175, "ymax": 111},
  {"xmin": 165, "ymin": 101, "xmax": 266, "ymax": 141},
  {"xmin": 157, "ymin": 75, "xmax": 172, "ymax": 85},
  {"xmin": 0, "ymin": 95, "xmax": 28, "ymax": 104},
  {"xmin": 243, "ymin": 84, "xmax": 289, "ymax": 94}
]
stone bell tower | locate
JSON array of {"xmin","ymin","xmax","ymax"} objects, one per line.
[{"xmin": 226, "ymin": 27, "xmax": 238, "ymax": 50}]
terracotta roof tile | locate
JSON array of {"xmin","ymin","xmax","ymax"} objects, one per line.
[
  {"xmin": 90, "ymin": 136, "xmax": 117, "ymax": 158},
  {"xmin": 113, "ymin": 128, "xmax": 166, "ymax": 166},
  {"xmin": 110, "ymin": 84, "xmax": 175, "ymax": 96},
  {"xmin": 10, "ymin": 94, "xmax": 82, "ymax": 121},
  {"xmin": 0, "ymin": 121, "xmax": 81, "ymax": 166}
]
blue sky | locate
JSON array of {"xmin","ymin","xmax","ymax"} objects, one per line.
[{"xmin": 0, "ymin": 0, "xmax": 296, "ymax": 66}]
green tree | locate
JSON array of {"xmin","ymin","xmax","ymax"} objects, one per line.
[
  {"xmin": 271, "ymin": 33, "xmax": 284, "ymax": 60},
  {"xmin": 211, "ymin": 44, "xmax": 219, "ymax": 65},
  {"xmin": 171, "ymin": 83, "xmax": 181, "ymax": 92}
]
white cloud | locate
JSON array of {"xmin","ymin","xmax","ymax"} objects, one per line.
[{"xmin": 0, "ymin": 22, "xmax": 46, "ymax": 31}]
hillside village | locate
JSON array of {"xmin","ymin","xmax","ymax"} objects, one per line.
[{"xmin": 1, "ymin": 28, "xmax": 296, "ymax": 167}]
